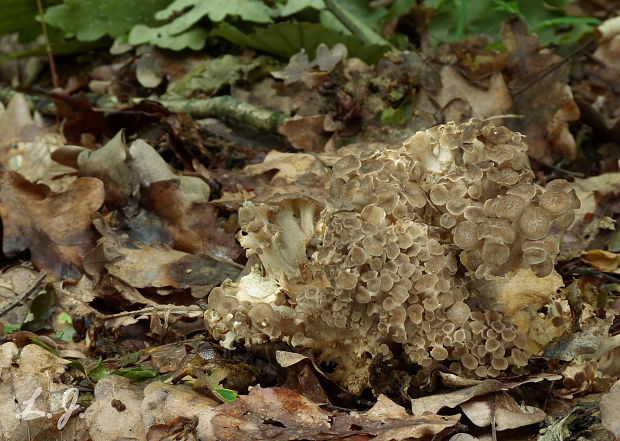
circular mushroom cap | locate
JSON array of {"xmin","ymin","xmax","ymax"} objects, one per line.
[
  {"xmin": 446, "ymin": 301, "xmax": 471, "ymax": 324},
  {"xmin": 495, "ymin": 195, "xmax": 525, "ymax": 220},
  {"xmin": 250, "ymin": 303, "xmax": 280, "ymax": 333},
  {"xmin": 461, "ymin": 352, "xmax": 479, "ymax": 370},
  {"xmin": 406, "ymin": 130, "xmax": 432, "ymax": 152},
  {"xmin": 506, "ymin": 182, "xmax": 537, "ymax": 200},
  {"xmin": 484, "ymin": 125, "xmax": 513, "ymax": 144},
  {"xmin": 453, "ymin": 221, "xmax": 479, "ymax": 250},
  {"xmin": 464, "ymin": 206, "xmax": 486, "ymax": 222},
  {"xmin": 336, "ymin": 271, "xmax": 358, "ymax": 290},
  {"xmin": 518, "ymin": 206, "xmax": 551, "ymax": 240},
  {"xmin": 482, "ymin": 241, "xmax": 510, "ymax": 265},
  {"xmin": 440, "ymin": 213, "xmax": 457, "ymax": 228},
  {"xmin": 553, "ymin": 210, "xmax": 575, "ymax": 229},
  {"xmin": 431, "ymin": 346, "xmax": 449, "ymax": 361},
  {"xmin": 361, "ymin": 204, "xmax": 386, "ymax": 225},
  {"xmin": 333, "ymin": 155, "xmax": 361, "ymax": 175},
  {"xmin": 523, "ymin": 248, "xmax": 547, "ymax": 265},
  {"xmin": 545, "ymin": 179, "xmax": 572, "ymax": 192},
  {"xmin": 511, "ymin": 348, "xmax": 529, "ymax": 367},
  {"xmin": 539, "ymin": 190, "xmax": 572, "ymax": 215},
  {"xmin": 430, "ymin": 185, "xmax": 450, "ymax": 205},
  {"xmin": 531, "ymin": 257, "xmax": 554, "ymax": 277}
]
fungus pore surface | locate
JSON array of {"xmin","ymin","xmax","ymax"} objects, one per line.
[{"xmin": 204, "ymin": 121, "xmax": 580, "ymax": 393}]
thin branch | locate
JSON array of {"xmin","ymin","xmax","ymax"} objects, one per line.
[
  {"xmin": 512, "ymin": 40, "xmax": 594, "ymax": 97},
  {"xmin": 0, "ymin": 271, "xmax": 47, "ymax": 317},
  {"xmin": 100, "ymin": 304, "xmax": 204, "ymax": 320},
  {"xmin": 35, "ymin": 0, "xmax": 58, "ymax": 89}
]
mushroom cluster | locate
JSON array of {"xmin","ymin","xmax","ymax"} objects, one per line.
[{"xmin": 204, "ymin": 120, "xmax": 579, "ymax": 392}]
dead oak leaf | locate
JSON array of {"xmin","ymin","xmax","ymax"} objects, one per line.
[
  {"xmin": 435, "ymin": 66, "xmax": 512, "ymax": 123},
  {"xmin": 0, "ymin": 171, "xmax": 104, "ymax": 279},
  {"xmin": 460, "ymin": 391, "xmax": 546, "ymax": 431},
  {"xmin": 208, "ymin": 386, "xmax": 458, "ymax": 441}
]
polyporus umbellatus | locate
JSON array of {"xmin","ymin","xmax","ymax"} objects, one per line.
[{"xmin": 205, "ymin": 120, "xmax": 581, "ymax": 393}]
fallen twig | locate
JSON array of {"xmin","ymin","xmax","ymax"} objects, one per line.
[
  {"xmin": 0, "ymin": 89, "xmax": 290, "ymax": 132},
  {"xmin": 0, "ymin": 271, "xmax": 47, "ymax": 317},
  {"xmin": 100, "ymin": 304, "xmax": 204, "ymax": 320}
]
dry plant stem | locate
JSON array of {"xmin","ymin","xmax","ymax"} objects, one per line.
[
  {"xmin": 512, "ymin": 40, "xmax": 593, "ymax": 97},
  {"xmin": 35, "ymin": 0, "xmax": 58, "ymax": 89},
  {"xmin": 100, "ymin": 304, "xmax": 204, "ymax": 320},
  {"xmin": 491, "ymin": 393, "xmax": 497, "ymax": 441},
  {"xmin": 0, "ymin": 271, "xmax": 47, "ymax": 316},
  {"xmin": 0, "ymin": 88, "xmax": 290, "ymax": 133}
]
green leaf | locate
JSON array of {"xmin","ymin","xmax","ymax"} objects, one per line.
[
  {"xmin": 30, "ymin": 338, "xmax": 60, "ymax": 356},
  {"xmin": 213, "ymin": 387, "xmax": 238, "ymax": 402},
  {"xmin": 128, "ymin": 0, "xmax": 273, "ymax": 50},
  {"xmin": 426, "ymin": 0, "xmax": 599, "ymax": 45},
  {"xmin": 323, "ymin": 0, "xmax": 392, "ymax": 46},
  {"xmin": 70, "ymin": 357, "xmax": 109, "ymax": 383},
  {"xmin": 278, "ymin": 0, "xmax": 325, "ymax": 16},
  {"xmin": 22, "ymin": 286, "xmax": 55, "ymax": 332},
  {"xmin": 0, "ymin": 0, "xmax": 62, "ymax": 43},
  {"xmin": 3, "ymin": 324, "xmax": 21, "ymax": 333},
  {"xmin": 88, "ymin": 358, "xmax": 110, "ymax": 381},
  {"xmin": 167, "ymin": 54, "xmax": 277, "ymax": 97},
  {"xmin": 51, "ymin": 311, "xmax": 76, "ymax": 342},
  {"xmin": 128, "ymin": 25, "xmax": 208, "ymax": 50},
  {"xmin": 213, "ymin": 21, "xmax": 390, "ymax": 64},
  {"xmin": 380, "ymin": 99, "xmax": 414, "ymax": 125},
  {"xmin": 44, "ymin": 0, "xmax": 171, "ymax": 41},
  {"xmin": 111, "ymin": 367, "xmax": 158, "ymax": 380}
]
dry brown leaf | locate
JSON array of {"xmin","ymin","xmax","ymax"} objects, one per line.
[
  {"xmin": 207, "ymin": 386, "xmax": 459, "ymax": 441},
  {"xmin": 0, "ymin": 266, "xmax": 42, "ymax": 324},
  {"xmin": 0, "ymin": 94, "xmax": 44, "ymax": 147},
  {"xmin": 600, "ymin": 378, "xmax": 620, "ymax": 437},
  {"xmin": 562, "ymin": 173, "xmax": 620, "ymax": 258},
  {"xmin": 217, "ymin": 150, "xmax": 331, "ymax": 203},
  {"xmin": 277, "ymin": 115, "xmax": 331, "ymax": 152},
  {"xmin": 84, "ymin": 215, "xmax": 239, "ymax": 292},
  {"xmin": 410, "ymin": 380, "xmax": 502, "ymax": 415},
  {"xmin": 435, "ymin": 66, "xmax": 512, "ymax": 123},
  {"xmin": 84, "ymin": 375, "xmax": 146, "ymax": 441},
  {"xmin": 0, "ymin": 171, "xmax": 104, "ymax": 279},
  {"xmin": 582, "ymin": 249, "xmax": 620, "ymax": 272},
  {"xmin": 141, "ymin": 382, "xmax": 219, "ymax": 428},
  {"xmin": 460, "ymin": 391, "xmax": 546, "ymax": 431},
  {"xmin": 501, "ymin": 21, "xmax": 579, "ymax": 161},
  {"xmin": 76, "ymin": 130, "xmax": 138, "ymax": 206},
  {"xmin": 0, "ymin": 343, "xmax": 73, "ymax": 440},
  {"xmin": 104, "ymin": 243, "xmax": 239, "ymax": 290}
]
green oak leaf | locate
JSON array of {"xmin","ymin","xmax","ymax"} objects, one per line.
[{"xmin": 44, "ymin": 0, "xmax": 170, "ymax": 41}]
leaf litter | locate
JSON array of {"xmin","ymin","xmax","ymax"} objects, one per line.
[{"xmin": 1, "ymin": 5, "xmax": 620, "ymax": 441}]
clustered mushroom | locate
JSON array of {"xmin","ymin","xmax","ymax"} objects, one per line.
[{"xmin": 204, "ymin": 120, "xmax": 580, "ymax": 392}]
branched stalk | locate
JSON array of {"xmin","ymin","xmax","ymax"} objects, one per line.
[{"xmin": 35, "ymin": 0, "xmax": 59, "ymax": 89}]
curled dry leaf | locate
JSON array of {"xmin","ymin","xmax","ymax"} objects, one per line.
[
  {"xmin": 601, "ymin": 378, "xmax": 620, "ymax": 437},
  {"xmin": 207, "ymin": 386, "xmax": 459, "ymax": 441},
  {"xmin": 581, "ymin": 249, "xmax": 620, "ymax": 273},
  {"xmin": 277, "ymin": 115, "xmax": 332, "ymax": 152},
  {"xmin": 460, "ymin": 391, "xmax": 546, "ymax": 431},
  {"xmin": 84, "ymin": 375, "xmax": 146, "ymax": 441},
  {"xmin": 501, "ymin": 21, "xmax": 580, "ymax": 162},
  {"xmin": 84, "ymin": 215, "xmax": 240, "ymax": 291},
  {"xmin": 0, "ymin": 171, "xmax": 104, "ymax": 280},
  {"xmin": 0, "ymin": 343, "xmax": 72, "ymax": 439},
  {"xmin": 435, "ymin": 66, "xmax": 513, "ymax": 123},
  {"xmin": 0, "ymin": 93, "xmax": 45, "ymax": 147},
  {"xmin": 141, "ymin": 382, "xmax": 219, "ymax": 428},
  {"xmin": 410, "ymin": 380, "xmax": 502, "ymax": 415},
  {"xmin": 217, "ymin": 150, "xmax": 332, "ymax": 203}
]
